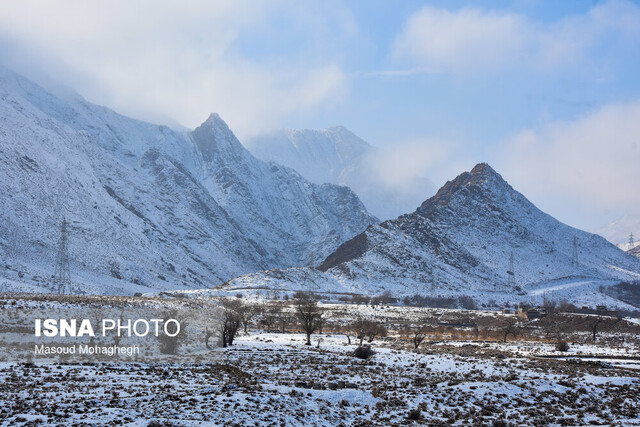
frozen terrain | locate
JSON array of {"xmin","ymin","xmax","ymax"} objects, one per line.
[{"xmin": 1, "ymin": 309, "xmax": 638, "ymax": 425}]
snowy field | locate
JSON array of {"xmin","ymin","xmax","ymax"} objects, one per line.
[{"xmin": 1, "ymin": 330, "xmax": 639, "ymax": 426}]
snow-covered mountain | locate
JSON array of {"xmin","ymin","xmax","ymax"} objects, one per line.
[
  {"xmin": 212, "ymin": 163, "xmax": 640, "ymax": 308},
  {"xmin": 245, "ymin": 128, "xmax": 435, "ymax": 220},
  {"xmin": 0, "ymin": 67, "xmax": 376, "ymax": 295}
]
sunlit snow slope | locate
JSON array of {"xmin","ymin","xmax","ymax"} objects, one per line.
[{"xmin": 0, "ymin": 67, "xmax": 376, "ymax": 295}]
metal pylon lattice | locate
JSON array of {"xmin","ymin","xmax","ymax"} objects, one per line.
[
  {"xmin": 53, "ymin": 218, "xmax": 71, "ymax": 294},
  {"xmin": 572, "ymin": 236, "xmax": 579, "ymax": 267}
]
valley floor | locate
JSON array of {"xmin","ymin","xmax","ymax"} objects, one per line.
[{"xmin": 1, "ymin": 332, "xmax": 639, "ymax": 426}]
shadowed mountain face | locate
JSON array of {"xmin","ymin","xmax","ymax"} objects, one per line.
[
  {"xmin": 0, "ymin": 68, "xmax": 376, "ymax": 295},
  {"xmin": 217, "ymin": 163, "xmax": 640, "ymax": 307}
]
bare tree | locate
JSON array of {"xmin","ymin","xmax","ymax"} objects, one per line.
[
  {"xmin": 589, "ymin": 315, "xmax": 603, "ymax": 342},
  {"xmin": 412, "ymin": 324, "xmax": 430, "ymax": 349},
  {"xmin": 348, "ymin": 318, "xmax": 387, "ymax": 345},
  {"xmin": 219, "ymin": 299, "xmax": 242, "ymax": 347},
  {"xmin": 294, "ymin": 292, "xmax": 323, "ymax": 345},
  {"xmin": 499, "ymin": 316, "xmax": 519, "ymax": 343},
  {"xmin": 275, "ymin": 308, "xmax": 295, "ymax": 334},
  {"xmin": 259, "ymin": 306, "xmax": 278, "ymax": 332},
  {"xmin": 541, "ymin": 315, "xmax": 572, "ymax": 347},
  {"xmin": 371, "ymin": 290, "xmax": 395, "ymax": 306},
  {"xmin": 220, "ymin": 299, "xmax": 256, "ymax": 334},
  {"xmin": 366, "ymin": 322, "xmax": 387, "ymax": 343},
  {"xmin": 585, "ymin": 314, "xmax": 621, "ymax": 342},
  {"xmin": 350, "ymin": 318, "xmax": 369, "ymax": 346},
  {"xmin": 158, "ymin": 309, "xmax": 188, "ymax": 354},
  {"xmin": 350, "ymin": 294, "xmax": 371, "ymax": 305},
  {"xmin": 238, "ymin": 303, "xmax": 258, "ymax": 334}
]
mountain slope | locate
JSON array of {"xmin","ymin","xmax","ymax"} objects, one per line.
[
  {"xmin": 245, "ymin": 127, "xmax": 435, "ymax": 220},
  {"xmin": 245, "ymin": 127, "xmax": 370, "ymax": 185},
  {"xmin": 0, "ymin": 68, "xmax": 376, "ymax": 295},
  {"xmin": 213, "ymin": 164, "xmax": 640, "ymax": 307}
]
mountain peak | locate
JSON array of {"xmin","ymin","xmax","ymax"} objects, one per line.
[
  {"xmin": 191, "ymin": 113, "xmax": 243, "ymax": 162},
  {"xmin": 469, "ymin": 162, "xmax": 495, "ymax": 177},
  {"xmin": 417, "ymin": 162, "xmax": 511, "ymax": 216},
  {"xmin": 464, "ymin": 162, "xmax": 509, "ymax": 189},
  {"xmin": 202, "ymin": 112, "xmax": 230, "ymax": 131}
]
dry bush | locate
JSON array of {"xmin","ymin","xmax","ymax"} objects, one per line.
[{"xmin": 353, "ymin": 345, "xmax": 375, "ymax": 360}]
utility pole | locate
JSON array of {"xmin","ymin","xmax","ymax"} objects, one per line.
[{"xmin": 53, "ymin": 218, "xmax": 71, "ymax": 294}]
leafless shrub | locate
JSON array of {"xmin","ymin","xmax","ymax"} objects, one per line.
[
  {"xmin": 353, "ymin": 345, "xmax": 375, "ymax": 360},
  {"xmin": 349, "ymin": 318, "xmax": 387, "ymax": 345},
  {"xmin": 556, "ymin": 340, "xmax": 570, "ymax": 352},
  {"xmin": 407, "ymin": 408, "xmax": 422, "ymax": 421}
]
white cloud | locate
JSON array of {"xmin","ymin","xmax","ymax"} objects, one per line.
[
  {"xmin": 499, "ymin": 101, "xmax": 640, "ymax": 228},
  {"xmin": 0, "ymin": 0, "xmax": 351, "ymax": 138},
  {"xmin": 364, "ymin": 139, "xmax": 447, "ymax": 191},
  {"xmin": 392, "ymin": 0, "xmax": 640, "ymax": 73},
  {"xmin": 393, "ymin": 7, "xmax": 528, "ymax": 72}
]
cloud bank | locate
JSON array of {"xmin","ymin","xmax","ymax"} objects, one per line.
[
  {"xmin": 393, "ymin": 0, "xmax": 640, "ymax": 73},
  {"xmin": 498, "ymin": 101, "xmax": 640, "ymax": 231},
  {"xmin": 0, "ymin": 0, "xmax": 351, "ymax": 137}
]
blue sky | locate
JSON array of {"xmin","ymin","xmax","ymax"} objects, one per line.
[{"xmin": 1, "ymin": 0, "xmax": 639, "ymax": 235}]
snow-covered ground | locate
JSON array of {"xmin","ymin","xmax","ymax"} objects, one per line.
[{"xmin": 1, "ymin": 330, "xmax": 638, "ymax": 425}]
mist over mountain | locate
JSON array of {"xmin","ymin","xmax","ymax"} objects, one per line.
[
  {"xmin": 245, "ymin": 127, "xmax": 436, "ymax": 220},
  {"xmin": 599, "ymin": 213, "xmax": 640, "ymax": 251},
  {"xmin": 0, "ymin": 67, "xmax": 376, "ymax": 295}
]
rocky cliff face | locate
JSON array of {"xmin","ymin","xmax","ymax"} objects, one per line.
[{"xmin": 0, "ymin": 68, "xmax": 376, "ymax": 295}]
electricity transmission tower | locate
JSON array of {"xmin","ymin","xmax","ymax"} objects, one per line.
[
  {"xmin": 53, "ymin": 218, "xmax": 71, "ymax": 294},
  {"xmin": 631, "ymin": 232, "xmax": 635, "ymax": 245},
  {"xmin": 572, "ymin": 236, "xmax": 579, "ymax": 266}
]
